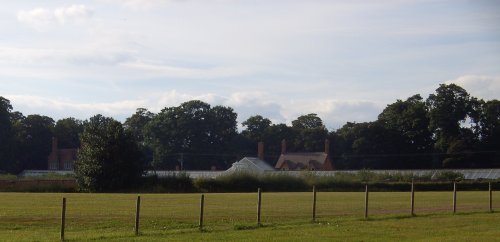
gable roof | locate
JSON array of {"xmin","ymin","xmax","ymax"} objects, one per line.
[
  {"xmin": 225, "ymin": 157, "xmax": 275, "ymax": 173},
  {"xmin": 275, "ymin": 152, "xmax": 330, "ymax": 170}
]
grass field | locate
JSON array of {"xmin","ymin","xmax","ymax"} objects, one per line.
[{"xmin": 1, "ymin": 191, "xmax": 499, "ymax": 241}]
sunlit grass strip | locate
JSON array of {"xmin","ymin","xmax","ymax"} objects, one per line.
[{"xmin": 0, "ymin": 192, "xmax": 499, "ymax": 241}]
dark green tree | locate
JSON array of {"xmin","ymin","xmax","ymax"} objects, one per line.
[
  {"xmin": 6, "ymin": 111, "xmax": 25, "ymax": 173},
  {"xmin": 376, "ymin": 95, "xmax": 434, "ymax": 167},
  {"xmin": 292, "ymin": 113, "xmax": 324, "ymax": 129},
  {"xmin": 241, "ymin": 115, "xmax": 272, "ymax": 142},
  {"xmin": 209, "ymin": 105, "xmax": 238, "ymax": 151},
  {"xmin": 145, "ymin": 100, "xmax": 237, "ymax": 170},
  {"xmin": 75, "ymin": 115, "xmax": 144, "ymax": 192},
  {"xmin": 333, "ymin": 122, "xmax": 408, "ymax": 169},
  {"xmin": 14, "ymin": 114, "xmax": 54, "ymax": 170},
  {"xmin": 263, "ymin": 123, "xmax": 296, "ymax": 163},
  {"xmin": 0, "ymin": 97, "xmax": 14, "ymax": 172},
  {"xmin": 378, "ymin": 94, "xmax": 433, "ymax": 152},
  {"xmin": 476, "ymin": 100, "xmax": 500, "ymax": 167},
  {"xmin": 292, "ymin": 114, "xmax": 328, "ymax": 151},
  {"xmin": 54, "ymin": 117, "xmax": 83, "ymax": 149},
  {"xmin": 124, "ymin": 108, "xmax": 155, "ymax": 166},
  {"xmin": 478, "ymin": 100, "xmax": 500, "ymax": 146},
  {"xmin": 124, "ymin": 108, "xmax": 155, "ymax": 144},
  {"xmin": 426, "ymin": 84, "xmax": 473, "ymax": 152}
]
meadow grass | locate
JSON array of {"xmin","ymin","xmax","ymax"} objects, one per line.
[{"xmin": 0, "ymin": 191, "xmax": 499, "ymax": 241}]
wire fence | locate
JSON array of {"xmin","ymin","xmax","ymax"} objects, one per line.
[{"xmin": 0, "ymin": 185, "xmax": 498, "ymax": 241}]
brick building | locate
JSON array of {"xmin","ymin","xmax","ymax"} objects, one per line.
[
  {"xmin": 47, "ymin": 137, "xmax": 77, "ymax": 170},
  {"xmin": 274, "ymin": 139, "xmax": 334, "ymax": 171}
]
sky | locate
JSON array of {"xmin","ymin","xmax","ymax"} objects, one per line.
[{"xmin": 1, "ymin": 0, "xmax": 499, "ymax": 130}]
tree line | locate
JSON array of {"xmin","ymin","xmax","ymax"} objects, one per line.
[{"xmin": 1, "ymin": 83, "xmax": 499, "ymax": 176}]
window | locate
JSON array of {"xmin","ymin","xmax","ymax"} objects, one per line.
[
  {"xmin": 49, "ymin": 161, "xmax": 58, "ymax": 170},
  {"xmin": 64, "ymin": 160, "xmax": 73, "ymax": 170}
]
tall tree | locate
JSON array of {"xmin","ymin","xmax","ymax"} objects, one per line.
[
  {"xmin": 333, "ymin": 122, "xmax": 410, "ymax": 169},
  {"xmin": 54, "ymin": 117, "xmax": 84, "ymax": 149},
  {"xmin": 75, "ymin": 115, "xmax": 144, "ymax": 192},
  {"xmin": 145, "ymin": 100, "xmax": 237, "ymax": 169},
  {"xmin": 478, "ymin": 100, "xmax": 500, "ymax": 146},
  {"xmin": 377, "ymin": 94, "xmax": 434, "ymax": 168},
  {"xmin": 13, "ymin": 115, "xmax": 54, "ymax": 170},
  {"xmin": 0, "ymin": 97, "xmax": 14, "ymax": 172},
  {"xmin": 209, "ymin": 105, "xmax": 238, "ymax": 152},
  {"xmin": 124, "ymin": 108, "xmax": 155, "ymax": 166},
  {"xmin": 124, "ymin": 108, "xmax": 155, "ymax": 144},
  {"xmin": 476, "ymin": 100, "xmax": 500, "ymax": 167},
  {"xmin": 292, "ymin": 113, "xmax": 324, "ymax": 129},
  {"xmin": 241, "ymin": 115, "xmax": 272, "ymax": 142},
  {"xmin": 292, "ymin": 114, "xmax": 328, "ymax": 152},
  {"xmin": 426, "ymin": 84, "xmax": 473, "ymax": 152}
]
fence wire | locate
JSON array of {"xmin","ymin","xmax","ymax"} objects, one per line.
[{"xmin": 0, "ymin": 190, "xmax": 499, "ymax": 240}]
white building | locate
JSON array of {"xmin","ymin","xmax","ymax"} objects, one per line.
[{"xmin": 225, "ymin": 157, "xmax": 275, "ymax": 174}]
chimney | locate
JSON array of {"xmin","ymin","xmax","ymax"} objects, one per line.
[
  {"xmin": 324, "ymin": 139, "xmax": 330, "ymax": 154},
  {"xmin": 281, "ymin": 139, "xmax": 287, "ymax": 154},
  {"xmin": 257, "ymin": 141, "xmax": 264, "ymax": 161},
  {"xmin": 52, "ymin": 137, "xmax": 58, "ymax": 153}
]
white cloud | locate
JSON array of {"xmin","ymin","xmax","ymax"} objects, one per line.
[
  {"xmin": 17, "ymin": 8, "xmax": 54, "ymax": 31},
  {"xmin": 6, "ymin": 95, "xmax": 146, "ymax": 116},
  {"xmin": 5, "ymin": 1, "xmax": 498, "ymax": 129},
  {"xmin": 0, "ymin": 47, "xmax": 133, "ymax": 66},
  {"xmin": 280, "ymin": 99, "xmax": 383, "ymax": 129},
  {"xmin": 122, "ymin": 61, "xmax": 254, "ymax": 79},
  {"xmin": 152, "ymin": 90, "xmax": 223, "ymax": 111},
  {"xmin": 446, "ymin": 75, "xmax": 500, "ymax": 100},
  {"xmin": 54, "ymin": 5, "xmax": 94, "ymax": 24},
  {"xmin": 5, "ymin": 91, "xmax": 383, "ymax": 130},
  {"xmin": 99, "ymin": 0, "xmax": 175, "ymax": 10},
  {"xmin": 17, "ymin": 5, "xmax": 93, "ymax": 30}
]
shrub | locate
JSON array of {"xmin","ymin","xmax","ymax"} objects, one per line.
[
  {"xmin": 261, "ymin": 173, "xmax": 309, "ymax": 191},
  {"xmin": 75, "ymin": 115, "xmax": 144, "ymax": 192},
  {"xmin": 195, "ymin": 172, "xmax": 260, "ymax": 192},
  {"xmin": 141, "ymin": 172, "xmax": 195, "ymax": 193},
  {"xmin": 433, "ymin": 171, "xmax": 465, "ymax": 181}
]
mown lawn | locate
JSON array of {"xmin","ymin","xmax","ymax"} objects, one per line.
[{"xmin": 0, "ymin": 191, "xmax": 499, "ymax": 241}]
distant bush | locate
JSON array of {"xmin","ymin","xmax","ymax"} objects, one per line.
[
  {"xmin": 195, "ymin": 172, "xmax": 309, "ymax": 192},
  {"xmin": 195, "ymin": 172, "xmax": 260, "ymax": 192},
  {"xmin": 2, "ymin": 169, "xmax": 496, "ymax": 193},
  {"xmin": 140, "ymin": 171, "xmax": 195, "ymax": 193},
  {"xmin": 18, "ymin": 173, "xmax": 75, "ymax": 180},
  {"xmin": 0, "ymin": 174, "xmax": 18, "ymax": 180},
  {"xmin": 0, "ymin": 179, "xmax": 76, "ymax": 192},
  {"xmin": 260, "ymin": 173, "xmax": 309, "ymax": 191},
  {"xmin": 193, "ymin": 171, "xmax": 499, "ymax": 193},
  {"xmin": 433, "ymin": 171, "xmax": 465, "ymax": 181}
]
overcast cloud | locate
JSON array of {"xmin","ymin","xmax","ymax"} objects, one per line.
[{"xmin": 1, "ymin": 1, "xmax": 499, "ymax": 129}]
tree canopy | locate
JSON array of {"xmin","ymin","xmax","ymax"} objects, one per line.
[
  {"xmin": 1, "ymin": 82, "xmax": 499, "ymax": 174},
  {"xmin": 54, "ymin": 118, "xmax": 83, "ymax": 149},
  {"xmin": 145, "ymin": 100, "xmax": 237, "ymax": 170},
  {"xmin": 0, "ymin": 97, "xmax": 13, "ymax": 172},
  {"xmin": 75, "ymin": 115, "xmax": 144, "ymax": 192}
]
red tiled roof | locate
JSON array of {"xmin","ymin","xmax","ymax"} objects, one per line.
[{"xmin": 275, "ymin": 152, "xmax": 332, "ymax": 170}]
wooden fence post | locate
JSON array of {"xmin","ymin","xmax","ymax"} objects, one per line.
[
  {"xmin": 453, "ymin": 182, "xmax": 457, "ymax": 214},
  {"xmin": 60, "ymin": 197, "xmax": 66, "ymax": 241},
  {"xmin": 411, "ymin": 180, "xmax": 415, "ymax": 216},
  {"xmin": 135, "ymin": 195, "xmax": 141, "ymax": 236},
  {"xmin": 364, "ymin": 184, "xmax": 369, "ymax": 220},
  {"xmin": 257, "ymin": 188, "xmax": 262, "ymax": 226},
  {"xmin": 312, "ymin": 185, "xmax": 317, "ymax": 222},
  {"xmin": 489, "ymin": 182, "xmax": 493, "ymax": 213},
  {"xmin": 199, "ymin": 194, "xmax": 204, "ymax": 230}
]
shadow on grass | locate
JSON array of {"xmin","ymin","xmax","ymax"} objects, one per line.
[
  {"xmin": 233, "ymin": 223, "xmax": 273, "ymax": 231},
  {"xmin": 360, "ymin": 210, "xmax": 497, "ymax": 222}
]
